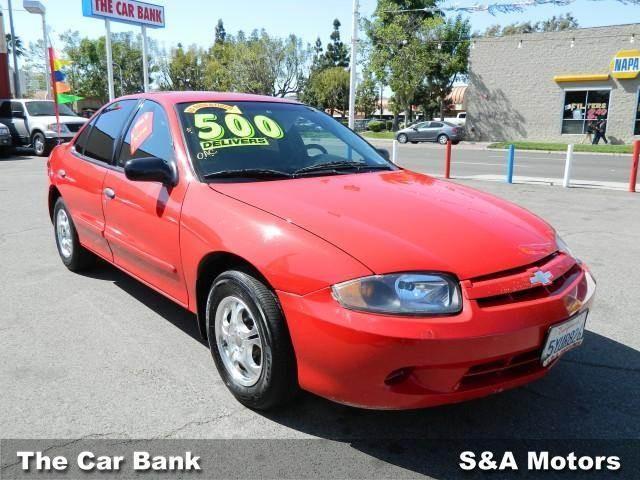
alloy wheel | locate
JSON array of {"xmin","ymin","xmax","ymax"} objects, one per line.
[
  {"xmin": 56, "ymin": 209, "xmax": 73, "ymax": 258},
  {"xmin": 215, "ymin": 296, "xmax": 264, "ymax": 387}
]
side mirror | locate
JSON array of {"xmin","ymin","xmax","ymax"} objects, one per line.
[
  {"xmin": 376, "ymin": 148, "xmax": 391, "ymax": 161},
  {"xmin": 412, "ymin": 126, "xmax": 418, "ymax": 131},
  {"xmin": 11, "ymin": 110, "xmax": 25, "ymax": 118},
  {"xmin": 124, "ymin": 157, "xmax": 178, "ymax": 187}
]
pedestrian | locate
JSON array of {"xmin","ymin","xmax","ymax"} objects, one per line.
[
  {"xmin": 581, "ymin": 121, "xmax": 594, "ymax": 144},
  {"xmin": 592, "ymin": 116, "xmax": 608, "ymax": 145}
]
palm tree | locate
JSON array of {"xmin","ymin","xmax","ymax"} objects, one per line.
[{"xmin": 6, "ymin": 34, "xmax": 25, "ymax": 57}]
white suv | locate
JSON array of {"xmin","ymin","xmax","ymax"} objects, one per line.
[{"xmin": 0, "ymin": 99, "xmax": 88, "ymax": 156}]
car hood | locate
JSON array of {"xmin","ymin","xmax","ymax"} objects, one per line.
[{"xmin": 210, "ymin": 170, "xmax": 556, "ymax": 280}]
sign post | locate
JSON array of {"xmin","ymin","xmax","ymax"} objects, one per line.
[
  {"xmin": 82, "ymin": 0, "xmax": 165, "ymax": 99},
  {"xmin": 141, "ymin": 25, "xmax": 149, "ymax": 92},
  {"xmin": 104, "ymin": 19, "xmax": 115, "ymax": 100}
]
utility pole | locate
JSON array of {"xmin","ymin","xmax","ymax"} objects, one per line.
[
  {"xmin": 347, "ymin": 0, "xmax": 358, "ymax": 130},
  {"xmin": 7, "ymin": 0, "xmax": 21, "ymax": 97},
  {"xmin": 0, "ymin": 10, "xmax": 11, "ymax": 98}
]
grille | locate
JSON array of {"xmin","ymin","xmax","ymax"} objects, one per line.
[
  {"xmin": 462, "ymin": 252, "xmax": 579, "ymax": 307},
  {"xmin": 65, "ymin": 123, "xmax": 85, "ymax": 133},
  {"xmin": 458, "ymin": 348, "xmax": 544, "ymax": 390},
  {"xmin": 477, "ymin": 264, "xmax": 582, "ymax": 308}
]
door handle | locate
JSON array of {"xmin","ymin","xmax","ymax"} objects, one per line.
[
  {"xmin": 58, "ymin": 169, "xmax": 66, "ymax": 178},
  {"xmin": 103, "ymin": 188, "xmax": 116, "ymax": 199}
]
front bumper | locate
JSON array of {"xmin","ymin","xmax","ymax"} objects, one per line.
[
  {"xmin": 278, "ymin": 263, "xmax": 595, "ymax": 410},
  {"xmin": 44, "ymin": 130, "xmax": 74, "ymax": 142},
  {"xmin": 0, "ymin": 135, "xmax": 12, "ymax": 146}
]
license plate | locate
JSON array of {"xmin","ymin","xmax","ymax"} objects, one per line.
[{"xmin": 541, "ymin": 311, "xmax": 587, "ymax": 367}]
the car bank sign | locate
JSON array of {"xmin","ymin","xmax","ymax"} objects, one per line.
[
  {"xmin": 82, "ymin": 0, "xmax": 165, "ymax": 28},
  {"xmin": 610, "ymin": 49, "xmax": 640, "ymax": 79}
]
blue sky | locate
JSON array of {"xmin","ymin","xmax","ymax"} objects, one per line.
[{"xmin": 2, "ymin": 0, "xmax": 636, "ymax": 55}]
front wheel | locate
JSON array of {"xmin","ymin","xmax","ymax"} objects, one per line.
[
  {"xmin": 437, "ymin": 134, "xmax": 449, "ymax": 145},
  {"xmin": 53, "ymin": 198, "xmax": 95, "ymax": 271},
  {"xmin": 206, "ymin": 270, "xmax": 298, "ymax": 410},
  {"xmin": 397, "ymin": 133, "xmax": 408, "ymax": 144},
  {"xmin": 32, "ymin": 132, "xmax": 51, "ymax": 157}
]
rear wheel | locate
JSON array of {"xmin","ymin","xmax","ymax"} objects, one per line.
[
  {"xmin": 32, "ymin": 132, "xmax": 51, "ymax": 157},
  {"xmin": 437, "ymin": 134, "xmax": 449, "ymax": 145},
  {"xmin": 53, "ymin": 198, "xmax": 95, "ymax": 271},
  {"xmin": 206, "ymin": 270, "xmax": 298, "ymax": 410},
  {"xmin": 397, "ymin": 133, "xmax": 408, "ymax": 144}
]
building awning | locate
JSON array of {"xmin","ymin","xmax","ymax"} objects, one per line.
[
  {"xmin": 554, "ymin": 74, "xmax": 610, "ymax": 83},
  {"xmin": 446, "ymin": 85, "xmax": 467, "ymax": 108}
]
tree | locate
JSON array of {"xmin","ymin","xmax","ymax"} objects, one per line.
[
  {"xmin": 483, "ymin": 13, "xmax": 578, "ymax": 36},
  {"xmin": 62, "ymin": 30, "xmax": 155, "ymax": 101},
  {"xmin": 5, "ymin": 34, "xmax": 25, "ymax": 57},
  {"xmin": 365, "ymin": 0, "xmax": 442, "ymax": 125},
  {"xmin": 324, "ymin": 19, "xmax": 349, "ymax": 68},
  {"xmin": 159, "ymin": 43, "xmax": 207, "ymax": 91},
  {"xmin": 426, "ymin": 15, "xmax": 471, "ymax": 120},
  {"xmin": 305, "ymin": 67, "xmax": 350, "ymax": 116},
  {"xmin": 356, "ymin": 70, "xmax": 378, "ymax": 118},
  {"xmin": 214, "ymin": 19, "xmax": 226, "ymax": 44}
]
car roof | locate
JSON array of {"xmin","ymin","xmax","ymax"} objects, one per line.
[{"xmin": 114, "ymin": 91, "xmax": 301, "ymax": 109}]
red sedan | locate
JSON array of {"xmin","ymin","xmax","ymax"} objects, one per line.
[{"xmin": 47, "ymin": 92, "xmax": 595, "ymax": 410}]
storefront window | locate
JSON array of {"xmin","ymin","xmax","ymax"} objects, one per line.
[
  {"xmin": 635, "ymin": 93, "xmax": 640, "ymax": 135},
  {"xmin": 562, "ymin": 89, "xmax": 610, "ymax": 134}
]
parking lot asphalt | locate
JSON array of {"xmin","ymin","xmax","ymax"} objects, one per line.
[
  {"xmin": 1, "ymin": 152, "xmax": 639, "ymax": 477},
  {"xmin": 367, "ymin": 139, "xmax": 634, "ymax": 187}
]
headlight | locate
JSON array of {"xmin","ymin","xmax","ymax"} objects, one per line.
[
  {"xmin": 0, "ymin": 126, "xmax": 8, "ymax": 134},
  {"xmin": 555, "ymin": 233, "xmax": 574, "ymax": 258},
  {"xmin": 331, "ymin": 273, "xmax": 461, "ymax": 315},
  {"xmin": 46, "ymin": 123, "xmax": 70, "ymax": 133}
]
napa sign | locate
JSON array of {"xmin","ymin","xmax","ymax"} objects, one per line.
[
  {"xmin": 82, "ymin": 0, "xmax": 165, "ymax": 28},
  {"xmin": 610, "ymin": 49, "xmax": 640, "ymax": 79}
]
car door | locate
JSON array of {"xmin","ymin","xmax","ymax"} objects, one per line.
[
  {"xmin": 425, "ymin": 122, "xmax": 443, "ymax": 141},
  {"xmin": 413, "ymin": 122, "xmax": 431, "ymax": 141},
  {"xmin": 58, "ymin": 99, "xmax": 139, "ymax": 261},
  {"xmin": 102, "ymin": 100, "xmax": 188, "ymax": 305}
]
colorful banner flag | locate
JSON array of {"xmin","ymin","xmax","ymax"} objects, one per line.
[
  {"xmin": 55, "ymin": 81, "xmax": 71, "ymax": 93},
  {"xmin": 57, "ymin": 93, "xmax": 84, "ymax": 104}
]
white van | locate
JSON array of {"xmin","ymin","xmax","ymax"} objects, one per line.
[{"xmin": 0, "ymin": 99, "xmax": 87, "ymax": 156}]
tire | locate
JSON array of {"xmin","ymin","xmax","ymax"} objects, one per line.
[
  {"xmin": 452, "ymin": 140, "xmax": 460, "ymax": 145},
  {"xmin": 397, "ymin": 133, "xmax": 408, "ymax": 144},
  {"xmin": 0, "ymin": 146, "xmax": 9, "ymax": 158},
  {"xmin": 437, "ymin": 134, "xmax": 449, "ymax": 145},
  {"xmin": 53, "ymin": 198, "xmax": 95, "ymax": 271},
  {"xmin": 32, "ymin": 131, "xmax": 51, "ymax": 157},
  {"xmin": 206, "ymin": 270, "xmax": 298, "ymax": 410}
]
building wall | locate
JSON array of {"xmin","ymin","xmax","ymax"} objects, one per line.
[{"xmin": 466, "ymin": 24, "xmax": 640, "ymax": 143}]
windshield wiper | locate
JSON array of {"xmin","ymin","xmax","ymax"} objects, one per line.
[
  {"xmin": 203, "ymin": 168, "xmax": 293, "ymax": 180},
  {"xmin": 293, "ymin": 161, "xmax": 392, "ymax": 176}
]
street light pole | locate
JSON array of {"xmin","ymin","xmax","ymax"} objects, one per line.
[
  {"xmin": 7, "ymin": 0, "xmax": 21, "ymax": 97},
  {"xmin": 348, "ymin": 0, "xmax": 358, "ymax": 130},
  {"xmin": 23, "ymin": 1, "xmax": 50, "ymax": 99}
]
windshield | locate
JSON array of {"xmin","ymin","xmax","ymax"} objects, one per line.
[
  {"xmin": 25, "ymin": 101, "xmax": 77, "ymax": 117},
  {"xmin": 178, "ymin": 101, "xmax": 394, "ymax": 180}
]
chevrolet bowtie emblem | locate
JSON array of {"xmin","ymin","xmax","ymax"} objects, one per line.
[{"xmin": 530, "ymin": 270, "xmax": 553, "ymax": 286}]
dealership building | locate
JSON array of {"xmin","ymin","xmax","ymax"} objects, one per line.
[{"xmin": 466, "ymin": 23, "xmax": 640, "ymax": 143}]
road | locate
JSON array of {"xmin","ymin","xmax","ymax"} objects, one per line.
[
  {"xmin": 368, "ymin": 140, "xmax": 633, "ymax": 187},
  {"xmin": 1, "ymin": 153, "xmax": 639, "ymax": 478}
]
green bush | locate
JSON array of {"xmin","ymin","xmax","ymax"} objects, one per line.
[
  {"xmin": 367, "ymin": 120, "xmax": 385, "ymax": 132},
  {"xmin": 386, "ymin": 120, "xmax": 393, "ymax": 131}
]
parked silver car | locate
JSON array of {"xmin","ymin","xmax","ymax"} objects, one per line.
[
  {"xmin": 0, "ymin": 99, "xmax": 87, "ymax": 156},
  {"xmin": 395, "ymin": 121, "xmax": 464, "ymax": 145},
  {"xmin": 0, "ymin": 122, "xmax": 12, "ymax": 156}
]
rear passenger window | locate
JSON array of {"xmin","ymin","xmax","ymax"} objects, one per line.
[
  {"xmin": 117, "ymin": 100, "xmax": 173, "ymax": 167},
  {"xmin": 83, "ymin": 100, "xmax": 137, "ymax": 163},
  {"xmin": 74, "ymin": 119, "xmax": 95, "ymax": 155}
]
